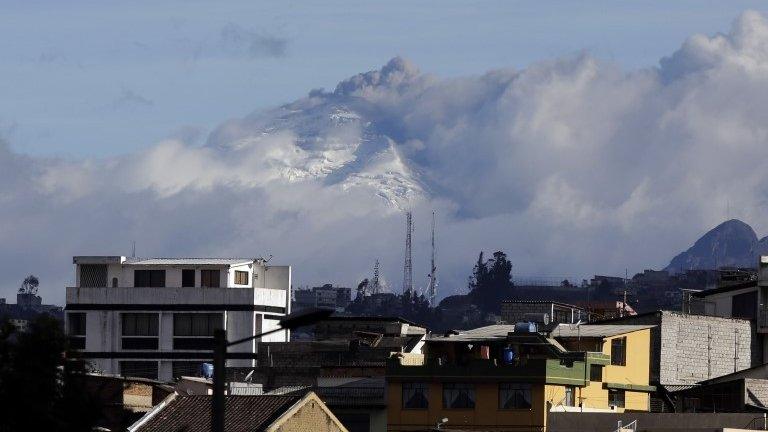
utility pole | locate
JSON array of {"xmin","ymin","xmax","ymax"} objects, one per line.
[
  {"xmin": 403, "ymin": 211, "xmax": 413, "ymax": 294},
  {"xmin": 427, "ymin": 211, "xmax": 438, "ymax": 307},
  {"xmin": 211, "ymin": 309, "xmax": 332, "ymax": 432}
]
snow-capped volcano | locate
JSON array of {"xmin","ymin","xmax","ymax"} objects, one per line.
[{"xmin": 206, "ymin": 57, "xmax": 426, "ymax": 208}]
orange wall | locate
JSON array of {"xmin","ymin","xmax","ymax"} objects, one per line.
[{"xmin": 387, "ymin": 381, "xmax": 547, "ymax": 432}]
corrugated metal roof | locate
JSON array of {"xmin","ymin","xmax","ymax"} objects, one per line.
[
  {"xmin": 428, "ymin": 324, "xmax": 516, "ymax": 342},
  {"xmin": 551, "ymin": 324, "xmax": 655, "ymax": 338},
  {"xmin": 124, "ymin": 258, "xmax": 254, "ymax": 266}
]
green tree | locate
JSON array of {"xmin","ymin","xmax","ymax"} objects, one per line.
[
  {"xmin": 0, "ymin": 315, "xmax": 99, "ymax": 432},
  {"xmin": 469, "ymin": 251, "xmax": 514, "ymax": 313}
]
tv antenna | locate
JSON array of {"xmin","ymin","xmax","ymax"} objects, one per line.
[{"xmin": 427, "ymin": 211, "xmax": 438, "ymax": 307}]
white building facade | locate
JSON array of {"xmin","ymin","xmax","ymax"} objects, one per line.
[{"xmin": 65, "ymin": 256, "xmax": 291, "ymax": 381}]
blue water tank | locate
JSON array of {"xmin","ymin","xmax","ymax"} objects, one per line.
[
  {"xmin": 502, "ymin": 348, "xmax": 515, "ymax": 364},
  {"xmin": 200, "ymin": 363, "xmax": 214, "ymax": 379},
  {"xmin": 514, "ymin": 321, "xmax": 538, "ymax": 333}
]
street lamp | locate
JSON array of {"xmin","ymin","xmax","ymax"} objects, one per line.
[{"xmin": 211, "ymin": 308, "xmax": 333, "ymax": 432}]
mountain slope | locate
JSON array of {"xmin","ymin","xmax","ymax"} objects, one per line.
[{"xmin": 665, "ymin": 219, "xmax": 758, "ymax": 272}]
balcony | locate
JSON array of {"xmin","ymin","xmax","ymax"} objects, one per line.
[{"xmin": 386, "ymin": 355, "xmax": 601, "ymax": 386}]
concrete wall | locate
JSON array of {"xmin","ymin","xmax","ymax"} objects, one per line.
[
  {"xmin": 547, "ymin": 412, "xmax": 764, "ymax": 432},
  {"xmin": 745, "ymin": 378, "xmax": 768, "ymax": 408},
  {"xmin": 602, "ymin": 312, "xmax": 757, "ymax": 385}
]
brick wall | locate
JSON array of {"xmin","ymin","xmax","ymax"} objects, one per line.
[{"xmin": 272, "ymin": 396, "xmax": 346, "ymax": 432}]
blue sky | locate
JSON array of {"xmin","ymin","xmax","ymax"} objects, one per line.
[{"xmin": 2, "ymin": 0, "xmax": 768, "ymax": 158}]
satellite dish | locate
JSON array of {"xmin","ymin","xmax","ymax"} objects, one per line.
[{"xmin": 244, "ymin": 370, "xmax": 254, "ymax": 383}]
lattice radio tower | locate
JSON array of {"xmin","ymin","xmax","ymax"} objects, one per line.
[
  {"xmin": 427, "ymin": 211, "xmax": 438, "ymax": 306},
  {"xmin": 371, "ymin": 259, "xmax": 382, "ymax": 294},
  {"xmin": 403, "ymin": 211, "xmax": 413, "ymax": 294}
]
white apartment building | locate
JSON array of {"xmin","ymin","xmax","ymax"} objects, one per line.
[{"xmin": 65, "ymin": 256, "xmax": 291, "ymax": 382}]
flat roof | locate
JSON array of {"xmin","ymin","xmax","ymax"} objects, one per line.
[
  {"xmin": 501, "ymin": 300, "xmax": 584, "ymax": 310},
  {"xmin": 124, "ymin": 258, "xmax": 255, "ymax": 266},
  {"xmin": 321, "ymin": 315, "xmax": 421, "ymax": 326},
  {"xmin": 691, "ymin": 280, "xmax": 757, "ymax": 298},
  {"xmin": 550, "ymin": 324, "xmax": 655, "ymax": 338}
]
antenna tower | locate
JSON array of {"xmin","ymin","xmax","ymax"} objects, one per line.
[
  {"xmin": 427, "ymin": 211, "xmax": 438, "ymax": 306},
  {"xmin": 372, "ymin": 259, "xmax": 381, "ymax": 294},
  {"xmin": 403, "ymin": 211, "xmax": 413, "ymax": 294}
]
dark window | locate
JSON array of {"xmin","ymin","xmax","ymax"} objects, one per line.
[
  {"xmin": 732, "ymin": 291, "xmax": 757, "ymax": 319},
  {"xmin": 121, "ymin": 338, "xmax": 159, "ymax": 350},
  {"xmin": 499, "ymin": 383, "xmax": 532, "ymax": 409},
  {"xmin": 68, "ymin": 313, "xmax": 87, "ymax": 335},
  {"xmin": 122, "ymin": 313, "xmax": 159, "ymax": 336},
  {"xmin": 609, "ymin": 389, "xmax": 625, "ymax": 408},
  {"xmin": 172, "ymin": 361, "xmax": 203, "ymax": 378},
  {"xmin": 68, "ymin": 313, "xmax": 87, "ymax": 349},
  {"xmin": 173, "ymin": 313, "xmax": 223, "ymax": 336},
  {"xmin": 173, "ymin": 338, "xmax": 215, "ymax": 350},
  {"xmin": 234, "ymin": 270, "xmax": 249, "ymax": 285},
  {"xmin": 201, "ymin": 270, "xmax": 220, "ymax": 287},
  {"xmin": 182, "ymin": 269, "xmax": 195, "ymax": 287},
  {"xmin": 590, "ymin": 364, "xmax": 603, "ymax": 382},
  {"xmin": 402, "ymin": 383, "xmax": 428, "ymax": 409},
  {"xmin": 111, "ymin": 277, "xmax": 118, "ymax": 288},
  {"xmin": 564, "ymin": 386, "xmax": 575, "ymax": 406},
  {"xmin": 611, "ymin": 337, "xmax": 627, "ymax": 366},
  {"xmin": 120, "ymin": 361, "xmax": 158, "ymax": 380},
  {"xmin": 443, "ymin": 383, "xmax": 475, "ymax": 409},
  {"xmin": 134, "ymin": 270, "xmax": 166, "ymax": 287}
]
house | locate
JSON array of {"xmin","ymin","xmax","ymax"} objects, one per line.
[
  {"xmin": 128, "ymin": 392, "xmax": 348, "ymax": 432},
  {"xmin": 239, "ymin": 316, "xmax": 426, "ymax": 432},
  {"xmin": 293, "ymin": 284, "xmax": 352, "ymax": 312},
  {"xmin": 78, "ymin": 373, "xmax": 174, "ymax": 432},
  {"xmin": 65, "ymin": 256, "xmax": 291, "ymax": 381},
  {"xmin": 501, "ymin": 300, "xmax": 586, "ymax": 325},
  {"xmin": 670, "ymin": 362, "xmax": 768, "ymax": 412},
  {"xmin": 593, "ymin": 310, "xmax": 758, "ymax": 411},
  {"xmin": 385, "ymin": 323, "xmax": 653, "ymax": 431}
]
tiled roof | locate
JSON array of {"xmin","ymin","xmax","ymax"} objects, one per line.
[
  {"xmin": 134, "ymin": 395, "xmax": 301, "ymax": 432},
  {"xmin": 124, "ymin": 258, "xmax": 254, "ymax": 266}
]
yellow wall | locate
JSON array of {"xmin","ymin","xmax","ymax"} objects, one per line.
[
  {"xmin": 386, "ymin": 329, "xmax": 652, "ymax": 430},
  {"xmin": 387, "ymin": 381, "xmax": 547, "ymax": 432},
  {"xmin": 573, "ymin": 329, "xmax": 651, "ymax": 412}
]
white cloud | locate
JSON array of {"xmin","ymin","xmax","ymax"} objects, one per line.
[{"xmin": 5, "ymin": 12, "xmax": 768, "ymax": 303}]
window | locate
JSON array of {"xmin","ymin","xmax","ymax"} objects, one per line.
[
  {"xmin": 172, "ymin": 361, "xmax": 203, "ymax": 378},
  {"xmin": 182, "ymin": 269, "xmax": 195, "ymax": 287},
  {"xmin": 111, "ymin": 277, "xmax": 118, "ymax": 288},
  {"xmin": 173, "ymin": 313, "xmax": 223, "ymax": 350},
  {"xmin": 402, "ymin": 383, "xmax": 429, "ymax": 409},
  {"xmin": 120, "ymin": 361, "xmax": 158, "ymax": 380},
  {"xmin": 564, "ymin": 386, "xmax": 575, "ymax": 406},
  {"xmin": 609, "ymin": 389, "xmax": 625, "ymax": 408},
  {"xmin": 122, "ymin": 313, "xmax": 159, "ymax": 350},
  {"xmin": 134, "ymin": 270, "xmax": 165, "ymax": 287},
  {"xmin": 234, "ymin": 270, "xmax": 249, "ymax": 285},
  {"xmin": 443, "ymin": 383, "xmax": 475, "ymax": 409},
  {"xmin": 201, "ymin": 270, "xmax": 220, "ymax": 287},
  {"xmin": 67, "ymin": 313, "xmax": 86, "ymax": 350},
  {"xmin": 80, "ymin": 264, "xmax": 107, "ymax": 287},
  {"xmin": 499, "ymin": 383, "xmax": 532, "ymax": 409},
  {"xmin": 611, "ymin": 337, "xmax": 627, "ymax": 366},
  {"xmin": 590, "ymin": 364, "xmax": 603, "ymax": 382}
]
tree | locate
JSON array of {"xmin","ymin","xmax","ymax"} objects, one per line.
[
  {"xmin": 0, "ymin": 315, "xmax": 99, "ymax": 432},
  {"xmin": 468, "ymin": 251, "xmax": 514, "ymax": 314}
]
